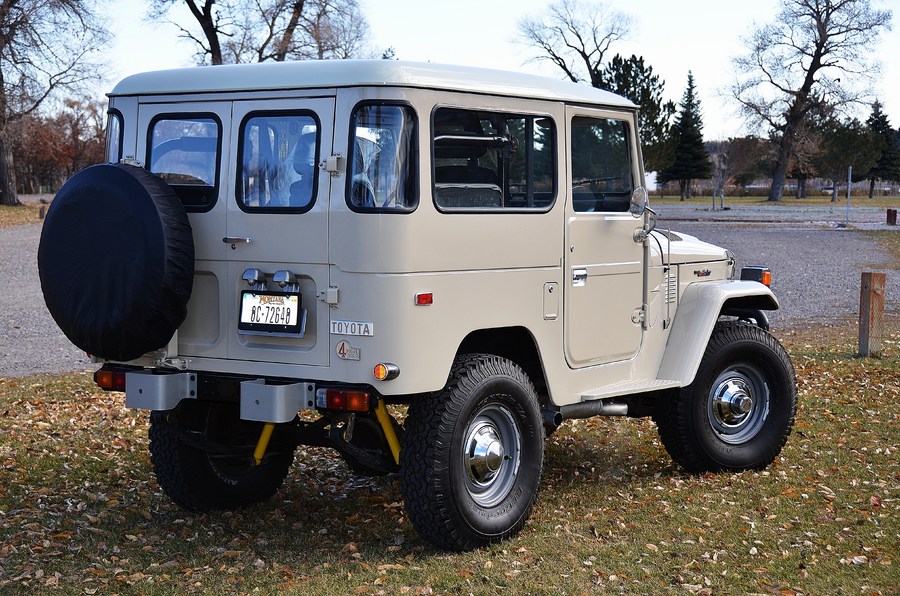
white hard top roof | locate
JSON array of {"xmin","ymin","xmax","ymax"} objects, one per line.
[{"xmin": 109, "ymin": 59, "xmax": 636, "ymax": 109}]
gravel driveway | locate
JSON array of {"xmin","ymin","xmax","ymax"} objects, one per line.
[
  {"xmin": 1, "ymin": 208, "xmax": 897, "ymax": 378},
  {"xmin": 662, "ymin": 221, "xmax": 898, "ymax": 330},
  {"xmin": 1, "ymin": 223, "xmax": 93, "ymax": 377}
]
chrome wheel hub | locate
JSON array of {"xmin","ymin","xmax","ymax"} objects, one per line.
[
  {"xmin": 461, "ymin": 404, "xmax": 521, "ymax": 507},
  {"xmin": 707, "ymin": 366, "xmax": 770, "ymax": 445},
  {"xmin": 465, "ymin": 422, "xmax": 505, "ymax": 484},
  {"xmin": 712, "ymin": 378, "xmax": 754, "ymax": 423}
]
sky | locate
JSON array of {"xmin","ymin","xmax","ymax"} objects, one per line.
[{"xmin": 106, "ymin": 0, "xmax": 900, "ymax": 141}]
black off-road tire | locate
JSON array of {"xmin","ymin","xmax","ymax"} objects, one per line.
[
  {"xmin": 149, "ymin": 401, "xmax": 294, "ymax": 512},
  {"xmin": 401, "ymin": 354, "xmax": 544, "ymax": 551},
  {"xmin": 655, "ymin": 322, "xmax": 797, "ymax": 473},
  {"xmin": 38, "ymin": 163, "xmax": 194, "ymax": 362}
]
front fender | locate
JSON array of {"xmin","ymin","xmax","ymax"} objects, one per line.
[{"xmin": 657, "ymin": 281, "xmax": 779, "ymax": 386}]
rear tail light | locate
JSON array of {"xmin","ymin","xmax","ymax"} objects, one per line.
[
  {"xmin": 315, "ymin": 388, "xmax": 370, "ymax": 412},
  {"xmin": 94, "ymin": 369, "xmax": 127, "ymax": 392},
  {"xmin": 740, "ymin": 266, "xmax": 772, "ymax": 287}
]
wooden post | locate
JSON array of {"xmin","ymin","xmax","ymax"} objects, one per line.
[{"xmin": 859, "ymin": 272, "xmax": 886, "ymax": 357}]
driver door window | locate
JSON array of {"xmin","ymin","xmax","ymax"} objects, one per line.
[{"xmin": 570, "ymin": 116, "xmax": 633, "ymax": 213}]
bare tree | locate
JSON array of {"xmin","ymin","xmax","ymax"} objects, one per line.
[
  {"xmin": 730, "ymin": 0, "xmax": 892, "ymax": 201},
  {"xmin": 519, "ymin": 0, "xmax": 632, "ymax": 88},
  {"xmin": 149, "ymin": 0, "xmax": 371, "ymax": 66},
  {"xmin": 0, "ymin": 0, "xmax": 107, "ymax": 205},
  {"xmin": 518, "ymin": 0, "xmax": 675, "ymax": 172}
]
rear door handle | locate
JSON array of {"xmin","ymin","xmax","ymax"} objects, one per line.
[
  {"xmin": 572, "ymin": 268, "xmax": 587, "ymax": 287},
  {"xmin": 223, "ymin": 236, "xmax": 252, "ymax": 248}
]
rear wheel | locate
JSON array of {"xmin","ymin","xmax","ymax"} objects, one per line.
[
  {"xmin": 401, "ymin": 354, "xmax": 544, "ymax": 551},
  {"xmin": 149, "ymin": 401, "xmax": 294, "ymax": 511},
  {"xmin": 656, "ymin": 322, "xmax": 796, "ymax": 473}
]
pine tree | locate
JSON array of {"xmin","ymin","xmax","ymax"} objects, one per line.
[
  {"xmin": 657, "ymin": 72, "xmax": 712, "ymax": 200},
  {"xmin": 602, "ymin": 54, "xmax": 675, "ymax": 172},
  {"xmin": 864, "ymin": 101, "xmax": 900, "ymax": 197}
]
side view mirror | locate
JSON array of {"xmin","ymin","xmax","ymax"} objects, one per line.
[
  {"xmin": 630, "ymin": 186, "xmax": 658, "ymax": 243},
  {"xmin": 629, "ymin": 186, "xmax": 649, "ymax": 218}
]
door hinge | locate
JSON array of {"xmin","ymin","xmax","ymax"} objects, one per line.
[
  {"xmin": 120, "ymin": 156, "xmax": 143, "ymax": 168},
  {"xmin": 320, "ymin": 154, "xmax": 344, "ymax": 177},
  {"xmin": 318, "ymin": 285, "xmax": 339, "ymax": 308},
  {"xmin": 631, "ymin": 306, "xmax": 646, "ymax": 325}
]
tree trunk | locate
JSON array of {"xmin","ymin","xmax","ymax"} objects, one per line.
[
  {"xmin": 273, "ymin": 0, "xmax": 306, "ymax": 62},
  {"xmin": 187, "ymin": 0, "xmax": 223, "ymax": 65},
  {"xmin": 0, "ymin": 132, "xmax": 19, "ymax": 206},
  {"xmin": 830, "ymin": 180, "xmax": 838, "ymax": 203},
  {"xmin": 868, "ymin": 177, "xmax": 875, "ymax": 199},
  {"xmin": 796, "ymin": 175, "xmax": 807, "ymax": 198},
  {"xmin": 678, "ymin": 179, "xmax": 688, "ymax": 200},
  {"xmin": 768, "ymin": 135, "xmax": 792, "ymax": 202}
]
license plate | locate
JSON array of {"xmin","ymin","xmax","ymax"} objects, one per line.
[{"xmin": 239, "ymin": 291, "xmax": 302, "ymax": 334}]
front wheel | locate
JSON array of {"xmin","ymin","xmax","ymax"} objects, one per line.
[
  {"xmin": 401, "ymin": 355, "xmax": 545, "ymax": 551},
  {"xmin": 655, "ymin": 322, "xmax": 797, "ymax": 473}
]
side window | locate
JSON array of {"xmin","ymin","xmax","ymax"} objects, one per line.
[
  {"xmin": 570, "ymin": 116, "xmax": 633, "ymax": 213},
  {"xmin": 148, "ymin": 115, "xmax": 220, "ymax": 211},
  {"xmin": 432, "ymin": 108, "xmax": 555, "ymax": 211},
  {"xmin": 238, "ymin": 112, "xmax": 319, "ymax": 212},
  {"xmin": 347, "ymin": 103, "xmax": 417, "ymax": 212},
  {"xmin": 106, "ymin": 110, "xmax": 122, "ymax": 163}
]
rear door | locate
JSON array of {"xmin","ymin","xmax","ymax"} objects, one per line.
[
  {"xmin": 138, "ymin": 102, "xmax": 232, "ymax": 360},
  {"xmin": 224, "ymin": 98, "xmax": 335, "ymax": 366},
  {"xmin": 138, "ymin": 97, "xmax": 335, "ymax": 367}
]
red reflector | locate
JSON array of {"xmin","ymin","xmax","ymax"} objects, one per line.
[
  {"xmin": 325, "ymin": 390, "xmax": 370, "ymax": 412},
  {"xmin": 94, "ymin": 370, "xmax": 126, "ymax": 392},
  {"xmin": 415, "ymin": 292, "xmax": 433, "ymax": 306}
]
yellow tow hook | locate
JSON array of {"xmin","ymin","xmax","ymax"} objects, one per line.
[
  {"xmin": 374, "ymin": 399, "xmax": 401, "ymax": 466},
  {"xmin": 253, "ymin": 422, "xmax": 276, "ymax": 466}
]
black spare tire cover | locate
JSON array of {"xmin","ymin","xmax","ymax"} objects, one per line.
[{"xmin": 38, "ymin": 163, "xmax": 194, "ymax": 362}]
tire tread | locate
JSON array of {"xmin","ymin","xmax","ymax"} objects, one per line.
[
  {"xmin": 655, "ymin": 321, "xmax": 796, "ymax": 473},
  {"xmin": 401, "ymin": 354, "xmax": 544, "ymax": 551}
]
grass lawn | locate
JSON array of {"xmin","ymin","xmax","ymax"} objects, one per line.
[
  {"xmin": 0, "ymin": 202, "xmax": 45, "ymax": 228},
  {"xmin": 1, "ymin": 197, "xmax": 897, "ymax": 593},
  {"xmin": 0, "ymin": 323, "xmax": 897, "ymax": 595}
]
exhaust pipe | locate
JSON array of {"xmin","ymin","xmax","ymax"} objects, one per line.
[
  {"xmin": 559, "ymin": 400, "xmax": 628, "ymax": 420},
  {"xmin": 541, "ymin": 408, "xmax": 563, "ymax": 435}
]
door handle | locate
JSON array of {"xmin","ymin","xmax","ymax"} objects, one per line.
[
  {"xmin": 572, "ymin": 268, "xmax": 587, "ymax": 287},
  {"xmin": 223, "ymin": 236, "xmax": 252, "ymax": 249}
]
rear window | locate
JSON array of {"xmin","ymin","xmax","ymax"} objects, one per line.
[
  {"xmin": 346, "ymin": 103, "xmax": 417, "ymax": 212},
  {"xmin": 148, "ymin": 114, "xmax": 221, "ymax": 211},
  {"xmin": 432, "ymin": 108, "xmax": 555, "ymax": 212},
  {"xmin": 106, "ymin": 110, "xmax": 122, "ymax": 163},
  {"xmin": 238, "ymin": 112, "xmax": 320, "ymax": 212}
]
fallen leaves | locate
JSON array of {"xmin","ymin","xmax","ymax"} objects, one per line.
[{"xmin": 0, "ymin": 331, "xmax": 898, "ymax": 594}]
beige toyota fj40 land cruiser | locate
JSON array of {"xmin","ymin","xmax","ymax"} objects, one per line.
[{"xmin": 38, "ymin": 60, "xmax": 796, "ymax": 551}]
